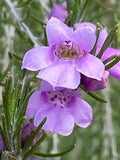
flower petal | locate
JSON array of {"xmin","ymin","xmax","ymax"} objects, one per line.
[
  {"xmin": 76, "ymin": 22, "xmax": 96, "ymax": 32},
  {"xmin": 40, "ymin": 80, "xmax": 54, "ymax": 92},
  {"xmin": 81, "ymin": 70, "xmax": 109, "ymax": 91},
  {"xmin": 108, "ymin": 64, "xmax": 120, "ymax": 79},
  {"xmin": 67, "ymin": 97, "xmax": 92, "ymax": 128},
  {"xmin": 26, "ymin": 91, "xmax": 47, "ymax": 119},
  {"xmin": 76, "ymin": 53, "xmax": 105, "ymax": 80},
  {"xmin": 73, "ymin": 26, "xmax": 96, "ymax": 52},
  {"xmin": 34, "ymin": 107, "xmax": 74, "ymax": 136},
  {"xmin": 37, "ymin": 62, "xmax": 81, "ymax": 89},
  {"xmin": 75, "ymin": 22, "xmax": 108, "ymax": 50},
  {"xmin": 53, "ymin": 108, "xmax": 74, "ymax": 136},
  {"xmin": 46, "ymin": 17, "xmax": 73, "ymax": 46},
  {"xmin": 34, "ymin": 107, "xmax": 56, "ymax": 133},
  {"xmin": 22, "ymin": 46, "xmax": 53, "ymax": 71}
]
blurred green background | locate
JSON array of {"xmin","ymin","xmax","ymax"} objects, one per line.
[{"xmin": 0, "ymin": 0, "xmax": 120, "ymax": 159}]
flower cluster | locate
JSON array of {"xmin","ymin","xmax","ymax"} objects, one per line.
[{"xmin": 22, "ymin": 3, "xmax": 120, "ymax": 136}]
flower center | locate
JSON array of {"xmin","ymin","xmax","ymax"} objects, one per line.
[
  {"xmin": 54, "ymin": 41, "xmax": 86, "ymax": 60},
  {"xmin": 46, "ymin": 90, "xmax": 71, "ymax": 108}
]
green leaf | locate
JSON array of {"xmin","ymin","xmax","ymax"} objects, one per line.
[
  {"xmin": 71, "ymin": 0, "xmax": 80, "ymax": 24},
  {"xmin": 79, "ymin": 0, "xmax": 93, "ymax": 21},
  {"xmin": 103, "ymin": 55, "xmax": 118, "ymax": 64},
  {"xmin": 21, "ymin": 133, "xmax": 46, "ymax": 160},
  {"xmin": 12, "ymin": 80, "xmax": 22, "ymax": 119},
  {"xmin": 16, "ymin": 89, "xmax": 35, "ymax": 127},
  {"xmin": 3, "ymin": 74, "xmax": 13, "ymax": 128},
  {"xmin": 80, "ymin": 86, "xmax": 107, "ymax": 103},
  {"xmin": 65, "ymin": 11, "xmax": 73, "ymax": 25},
  {"xmin": 8, "ymin": 52, "xmax": 23, "ymax": 61},
  {"xmin": 49, "ymin": 0, "xmax": 53, "ymax": 7},
  {"xmin": 17, "ymin": 0, "xmax": 33, "ymax": 8},
  {"xmin": 97, "ymin": 24, "xmax": 120, "ymax": 59},
  {"xmin": 0, "ymin": 63, "xmax": 12, "ymax": 82},
  {"xmin": 16, "ymin": 127, "xmax": 22, "ymax": 155},
  {"xmin": 13, "ymin": 117, "xmax": 26, "ymax": 140},
  {"xmin": 30, "ymin": 15, "xmax": 46, "ymax": 25},
  {"xmin": 43, "ymin": 25, "xmax": 48, "ymax": 46},
  {"xmin": 105, "ymin": 55, "xmax": 120, "ymax": 70},
  {"xmin": 0, "ymin": 115, "xmax": 11, "ymax": 150},
  {"xmin": 66, "ymin": 0, "xmax": 74, "ymax": 14},
  {"xmin": 90, "ymin": 22, "xmax": 103, "ymax": 55},
  {"xmin": 1, "ymin": 152, "xmax": 17, "ymax": 160},
  {"xmin": 18, "ymin": 77, "xmax": 33, "ymax": 107},
  {"xmin": 33, "ymin": 144, "xmax": 75, "ymax": 157}
]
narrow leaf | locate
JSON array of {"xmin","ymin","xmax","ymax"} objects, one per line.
[
  {"xmin": 30, "ymin": 15, "xmax": 46, "ymax": 25},
  {"xmin": 8, "ymin": 52, "xmax": 23, "ymax": 61},
  {"xmin": 3, "ymin": 74, "xmax": 13, "ymax": 128},
  {"xmin": 0, "ymin": 63, "xmax": 12, "ymax": 82},
  {"xmin": 13, "ymin": 117, "xmax": 26, "ymax": 140},
  {"xmin": 90, "ymin": 22, "xmax": 103, "ymax": 55},
  {"xmin": 105, "ymin": 55, "xmax": 120, "ymax": 70},
  {"xmin": 80, "ymin": 86, "xmax": 107, "ymax": 103},
  {"xmin": 22, "ymin": 133, "xmax": 46, "ymax": 160},
  {"xmin": 66, "ymin": 0, "xmax": 74, "ymax": 14},
  {"xmin": 0, "ymin": 115, "xmax": 11, "ymax": 150},
  {"xmin": 79, "ymin": 0, "xmax": 93, "ymax": 21},
  {"xmin": 33, "ymin": 144, "xmax": 75, "ymax": 158},
  {"xmin": 103, "ymin": 55, "xmax": 118, "ymax": 64},
  {"xmin": 12, "ymin": 81, "xmax": 22, "ymax": 119},
  {"xmin": 97, "ymin": 24, "xmax": 120, "ymax": 59},
  {"xmin": 43, "ymin": 25, "xmax": 48, "ymax": 46},
  {"xmin": 16, "ymin": 89, "xmax": 35, "ymax": 127}
]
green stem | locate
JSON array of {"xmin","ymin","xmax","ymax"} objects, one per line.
[{"xmin": 5, "ymin": 0, "xmax": 40, "ymax": 46}]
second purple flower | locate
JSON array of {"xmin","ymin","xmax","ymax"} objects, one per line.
[{"xmin": 26, "ymin": 81, "xmax": 92, "ymax": 136}]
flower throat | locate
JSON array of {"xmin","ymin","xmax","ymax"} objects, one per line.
[{"xmin": 55, "ymin": 41, "xmax": 86, "ymax": 60}]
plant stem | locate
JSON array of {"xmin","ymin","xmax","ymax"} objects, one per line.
[{"xmin": 5, "ymin": 0, "xmax": 40, "ymax": 47}]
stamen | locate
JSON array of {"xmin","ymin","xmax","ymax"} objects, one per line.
[{"xmin": 54, "ymin": 41, "xmax": 86, "ymax": 61}]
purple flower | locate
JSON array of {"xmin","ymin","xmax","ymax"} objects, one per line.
[
  {"xmin": 76, "ymin": 22, "xmax": 120, "ymax": 80},
  {"xmin": 22, "ymin": 17, "xmax": 104, "ymax": 89},
  {"xmin": 81, "ymin": 70, "xmax": 109, "ymax": 91},
  {"xmin": 26, "ymin": 81, "xmax": 92, "ymax": 136},
  {"xmin": 49, "ymin": 2, "xmax": 67, "ymax": 22}
]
